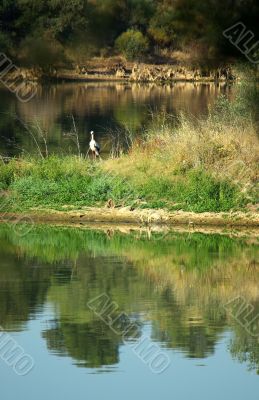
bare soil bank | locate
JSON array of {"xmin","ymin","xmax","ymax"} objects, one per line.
[
  {"xmin": 18, "ymin": 57, "xmax": 237, "ymax": 83},
  {"xmin": 2, "ymin": 207, "xmax": 259, "ymax": 228}
]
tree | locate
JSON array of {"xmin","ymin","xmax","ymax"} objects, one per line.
[
  {"xmin": 148, "ymin": 2, "xmax": 177, "ymax": 46},
  {"xmin": 115, "ymin": 29, "xmax": 149, "ymax": 60}
]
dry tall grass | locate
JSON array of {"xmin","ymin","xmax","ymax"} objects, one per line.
[{"xmin": 105, "ymin": 113, "xmax": 259, "ymax": 190}]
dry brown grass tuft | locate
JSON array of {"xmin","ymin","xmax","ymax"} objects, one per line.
[{"xmin": 104, "ymin": 114, "xmax": 259, "ymax": 191}]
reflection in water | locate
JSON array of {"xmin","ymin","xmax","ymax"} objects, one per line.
[
  {"xmin": 0, "ymin": 82, "xmax": 231, "ymax": 156},
  {"xmin": 0, "ymin": 224, "xmax": 258, "ymax": 375}
]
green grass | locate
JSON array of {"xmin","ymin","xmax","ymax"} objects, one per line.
[
  {"xmin": 0, "ymin": 156, "xmax": 250, "ymax": 213},
  {"xmin": 0, "ymin": 86, "xmax": 258, "ymax": 214},
  {"xmin": 136, "ymin": 170, "xmax": 246, "ymax": 212},
  {"xmin": 0, "ymin": 156, "xmax": 138, "ymax": 211}
]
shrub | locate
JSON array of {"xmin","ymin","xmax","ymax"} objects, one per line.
[
  {"xmin": 115, "ymin": 29, "xmax": 149, "ymax": 61},
  {"xmin": 137, "ymin": 171, "xmax": 245, "ymax": 212},
  {"xmin": 178, "ymin": 170, "xmax": 245, "ymax": 212}
]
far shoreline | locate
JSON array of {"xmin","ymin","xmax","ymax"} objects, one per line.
[{"xmin": 11, "ymin": 58, "xmax": 240, "ymax": 84}]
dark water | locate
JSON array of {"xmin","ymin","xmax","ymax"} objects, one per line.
[
  {"xmin": 0, "ymin": 82, "xmax": 231, "ymax": 157},
  {"xmin": 0, "ymin": 224, "xmax": 258, "ymax": 400}
]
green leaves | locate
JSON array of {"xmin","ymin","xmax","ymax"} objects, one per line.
[{"xmin": 115, "ymin": 29, "xmax": 149, "ymax": 61}]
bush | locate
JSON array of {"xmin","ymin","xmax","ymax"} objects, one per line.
[
  {"xmin": 138, "ymin": 171, "xmax": 245, "ymax": 212},
  {"xmin": 115, "ymin": 29, "xmax": 149, "ymax": 61},
  {"xmin": 178, "ymin": 170, "xmax": 245, "ymax": 212}
]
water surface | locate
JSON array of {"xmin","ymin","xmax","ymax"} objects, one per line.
[
  {"xmin": 0, "ymin": 82, "xmax": 231, "ymax": 156},
  {"xmin": 0, "ymin": 224, "xmax": 258, "ymax": 400}
]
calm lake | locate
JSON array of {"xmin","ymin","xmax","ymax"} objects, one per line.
[
  {"xmin": 0, "ymin": 224, "xmax": 258, "ymax": 400},
  {"xmin": 0, "ymin": 82, "xmax": 232, "ymax": 157}
]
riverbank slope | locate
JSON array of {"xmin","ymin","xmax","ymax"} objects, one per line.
[
  {"xmin": 17, "ymin": 57, "xmax": 238, "ymax": 83},
  {"xmin": 1, "ymin": 82, "xmax": 258, "ymax": 225}
]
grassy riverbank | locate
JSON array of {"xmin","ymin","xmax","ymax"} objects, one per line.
[{"xmin": 0, "ymin": 85, "xmax": 258, "ymax": 217}]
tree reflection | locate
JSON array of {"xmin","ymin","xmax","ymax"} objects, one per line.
[
  {"xmin": 0, "ymin": 224, "xmax": 258, "ymax": 371},
  {"xmin": 0, "ymin": 82, "xmax": 229, "ymax": 157},
  {"xmin": 43, "ymin": 320, "xmax": 122, "ymax": 368}
]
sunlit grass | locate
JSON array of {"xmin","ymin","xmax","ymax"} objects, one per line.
[{"xmin": 0, "ymin": 85, "xmax": 258, "ymax": 213}]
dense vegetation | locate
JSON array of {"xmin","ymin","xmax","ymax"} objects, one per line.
[
  {"xmin": 0, "ymin": 83, "xmax": 258, "ymax": 213},
  {"xmin": 1, "ymin": 0, "xmax": 259, "ymax": 65}
]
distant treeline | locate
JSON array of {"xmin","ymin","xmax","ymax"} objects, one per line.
[{"xmin": 0, "ymin": 0, "xmax": 259, "ymax": 66}]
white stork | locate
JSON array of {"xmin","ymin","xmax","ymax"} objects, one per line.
[{"xmin": 89, "ymin": 131, "xmax": 100, "ymax": 158}]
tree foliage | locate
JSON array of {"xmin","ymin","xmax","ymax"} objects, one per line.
[
  {"xmin": 0, "ymin": 0, "xmax": 258, "ymax": 64},
  {"xmin": 115, "ymin": 29, "xmax": 149, "ymax": 60}
]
